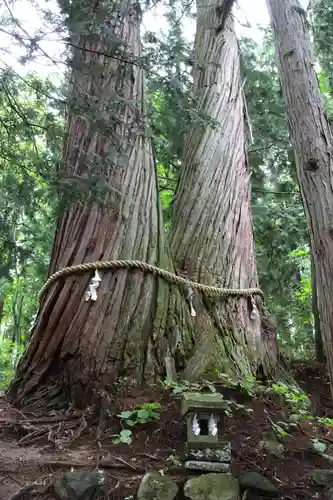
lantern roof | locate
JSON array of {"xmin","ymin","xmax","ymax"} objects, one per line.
[{"xmin": 181, "ymin": 392, "xmax": 228, "ymax": 416}]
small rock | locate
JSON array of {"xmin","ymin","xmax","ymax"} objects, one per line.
[
  {"xmin": 259, "ymin": 439, "xmax": 284, "ymax": 458},
  {"xmin": 184, "ymin": 473, "xmax": 239, "ymax": 500},
  {"xmin": 311, "ymin": 470, "xmax": 333, "ymax": 487},
  {"xmin": 54, "ymin": 470, "xmax": 105, "ymax": 500},
  {"xmin": 239, "ymin": 471, "xmax": 278, "ymax": 497},
  {"xmin": 137, "ymin": 472, "xmax": 178, "ymax": 500},
  {"xmin": 325, "ymin": 486, "xmax": 333, "ymax": 500}
]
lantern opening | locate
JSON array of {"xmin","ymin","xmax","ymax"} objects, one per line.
[{"xmin": 198, "ymin": 418, "xmax": 209, "ymax": 435}]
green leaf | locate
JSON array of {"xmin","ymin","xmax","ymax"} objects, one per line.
[
  {"xmin": 312, "ymin": 439, "xmax": 326, "ymax": 454},
  {"xmin": 137, "ymin": 409, "xmax": 150, "ymax": 419},
  {"xmin": 149, "ymin": 412, "xmax": 160, "ymax": 420},
  {"xmin": 120, "ymin": 429, "xmax": 132, "ymax": 438},
  {"xmin": 119, "ymin": 429, "xmax": 133, "ymax": 444}
]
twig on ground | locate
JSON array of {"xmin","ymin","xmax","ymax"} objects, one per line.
[
  {"xmin": 138, "ymin": 452, "xmax": 159, "ymax": 460},
  {"xmin": 235, "ymin": 452, "xmax": 263, "ymax": 471},
  {"xmin": 67, "ymin": 414, "xmax": 87, "ymax": 447},
  {"xmin": 3, "ymin": 472, "xmax": 24, "ymax": 486},
  {"xmin": 109, "ymin": 455, "xmax": 137, "ymax": 470}
]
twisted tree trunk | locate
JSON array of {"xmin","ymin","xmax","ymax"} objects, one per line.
[
  {"xmin": 7, "ymin": 0, "xmax": 280, "ymax": 411},
  {"xmin": 266, "ymin": 0, "xmax": 333, "ymax": 395},
  {"xmin": 8, "ymin": 1, "xmax": 191, "ymax": 409},
  {"xmin": 169, "ymin": 0, "xmax": 277, "ymax": 380}
]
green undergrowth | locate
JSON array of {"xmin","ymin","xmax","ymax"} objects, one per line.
[
  {"xmin": 111, "ymin": 375, "xmax": 321, "ymax": 448},
  {"xmin": 0, "ymin": 338, "xmax": 23, "ymax": 390},
  {"xmin": 111, "ymin": 371, "xmax": 333, "ymax": 468},
  {"xmin": 112, "ymin": 402, "xmax": 161, "ymax": 444},
  {"xmin": 163, "ymin": 374, "xmax": 312, "ymax": 415}
]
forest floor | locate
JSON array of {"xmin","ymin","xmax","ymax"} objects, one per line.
[{"xmin": 0, "ymin": 363, "xmax": 333, "ymax": 499}]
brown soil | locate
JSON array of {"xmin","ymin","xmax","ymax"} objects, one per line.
[{"xmin": 0, "ymin": 364, "xmax": 332, "ymax": 500}]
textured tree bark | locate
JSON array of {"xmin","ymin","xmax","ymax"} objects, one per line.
[
  {"xmin": 8, "ymin": 1, "xmax": 191, "ymax": 409},
  {"xmin": 266, "ymin": 0, "xmax": 333, "ymax": 393},
  {"xmin": 169, "ymin": 0, "xmax": 276, "ymax": 379}
]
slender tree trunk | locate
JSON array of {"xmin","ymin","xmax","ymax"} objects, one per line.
[
  {"xmin": 0, "ymin": 297, "xmax": 4, "ymax": 325},
  {"xmin": 169, "ymin": 0, "xmax": 277, "ymax": 380},
  {"xmin": 8, "ymin": 1, "xmax": 191, "ymax": 409},
  {"xmin": 266, "ymin": 0, "xmax": 333, "ymax": 395},
  {"xmin": 311, "ymin": 254, "xmax": 325, "ymax": 362}
]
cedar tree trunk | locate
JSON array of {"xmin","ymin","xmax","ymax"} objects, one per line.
[
  {"xmin": 266, "ymin": 0, "xmax": 333, "ymax": 394},
  {"xmin": 169, "ymin": 0, "xmax": 276, "ymax": 380},
  {"xmin": 8, "ymin": 1, "xmax": 191, "ymax": 409}
]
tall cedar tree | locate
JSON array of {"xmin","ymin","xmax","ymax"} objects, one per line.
[
  {"xmin": 8, "ymin": 0, "xmax": 277, "ymax": 408},
  {"xmin": 8, "ymin": 0, "xmax": 192, "ymax": 409},
  {"xmin": 266, "ymin": 0, "xmax": 333, "ymax": 395},
  {"xmin": 170, "ymin": 0, "xmax": 278, "ymax": 379}
]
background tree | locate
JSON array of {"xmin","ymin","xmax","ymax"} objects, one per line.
[
  {"xmin": 266, "ymin": 0, "xmax": 333, "ymax": 395},
  {"xmin": 241, "ymin": 34, "xmax": 318, "ymax": 358},
  {"xmin": 313, "ymin": 0, "xmax": 333, "ymax": 95}
]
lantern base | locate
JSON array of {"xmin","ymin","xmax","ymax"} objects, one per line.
[
  {"xmin": 184, "ymin": 460, "xmax": 230, "ymax": 472},
  {"xmin": 185, "ymin": 441, "xmax": 231, "ymax": 463}
]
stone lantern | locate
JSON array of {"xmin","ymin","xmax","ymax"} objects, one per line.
[{"xmin": 181, "ymin": 392, "xmax": 231, "ymax": 472}]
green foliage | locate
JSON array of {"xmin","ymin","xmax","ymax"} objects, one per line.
[
  {"xmin": 267, "ymin": 382, "xmax": 310, "ymax": 413},
  {"xmin": 238, "ymin": 376, "xmax": 258, "ymax": 397},
  {"xmin": 112, "ymin": 402, "xmax": 161, "ymax": 445},
  {"xmin": 0, "ymin": 70, "xmax": 58, "ymax": 344},
  {"xmin": 317, "ymin": 416, "xmax": 333, "ymax": 427},
  {"xmin": 313, "ymin": 0, "xmax": 333, "ymax": 99},
  {"xmin": 111, "ymin": 429, "xmax": 133, "ymax": 445},
  {"xmin": 289, "ymin": 249, "xmax": 312, "ymax": 307},
  {"xmin": 312, "ymin": 438, "xmax": 327, "ymax": 454},
  {"xmin": 219, "ymin": 373, "xmax": 265, "ymax": 397},
  {"xmin": 271, "ymin": 420, "xmax": 291, "ymax": 438},
  {"xmin": 118, "ymin": 402, "xmax": 161, "ymax": 426},
  {"xmin": 0, "ymin": 337, "xmax": 24, "ymax": 389}
]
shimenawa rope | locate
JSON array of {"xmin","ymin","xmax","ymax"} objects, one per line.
[{"xmin": 38, "ymin": 259, "xmax": 264, "ymax": 303}]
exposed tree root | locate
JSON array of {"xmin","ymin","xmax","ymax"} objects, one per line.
[
  {"xmin": 7, "ymin": 483, "xmax": 49, "ymax": 500},
  {"xmin": 0, "ymin": 403, "xmax": 90, "ymax": 450}
]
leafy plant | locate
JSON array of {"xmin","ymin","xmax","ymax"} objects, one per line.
[
  {"xmin": 268, "ymin": 382, "xmax": 310, "ymax": 412},
  {"xmin": 312, "ymin": 438, "xmax": 327, "ymax": 454},
  {"xmin": 219, "ymin": 373, "xmax": 265, "ymax": 397},
  {"xmin": 271, "ymin": 421, "xmax": 291, "ymax": 438},
  {"xmin": 111, "ymin": 429, "xmax": 133, "ymax": 445},
  {"xmin": 0, "ymin": 337, "xmax": 24, "ymax": 390},
  {"xmin": 118, "ymin": 402, "xmax": 161, "ymax": 426},
  {"xmin": 317, "ymin": 416, "xmax": 333, "ymax": 427},
  {"xmin": 238, "ymin": 376, "xmax": 258, "ymax": 397}
]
